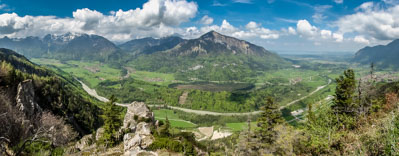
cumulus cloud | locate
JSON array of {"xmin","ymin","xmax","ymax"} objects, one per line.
[
  {"xmin": 296, "ymin": 19, "xmax": 343, "ymax": 42},
  {"xmin": 354, "ymin": 35, "xmax": 370, "ymax": 44},
  {"xmin": 245, "ymin": 21, "xmax": 259, "ymax": 30},
  {"xmin": 335, "ymin": 3, "xmax": 399, "ymax": 41},
  {"xmin": 200, "ymin": 15, "xmax": 213, "ymax": 25},
  {"xmin": 73, "ymin": 8, "xmax": 103, "ymax": 30},
  {"xmin": 297, "ymin": 19, "xmax": 318, "ymax": 38},
  {"xmin": 196, "ymin": 20, "xmax": 280, "ymax": 40},
  {"xmin": 0, "ymin": 0, "xmax": 198, "ymax": 42},
  {"xmin": 332, "ymin": 33, "xmax": 343, "ymax": 42},
  {"xmin": 288, "ymin": 27, "xmax": 296, "ymax": 35},
  {"xmin": 320, "ymin": 29, "xmax": 332, "ymax": 39}
]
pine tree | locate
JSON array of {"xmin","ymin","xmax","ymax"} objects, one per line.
[
  {"xmin": 100, "ymin": 95, "xmax": 122, "ymax": 147},
  {"xmin": 332, "ymin": 69, "xmax": 357, "ymax": 116},
  {"xmin": 332, "ymin": 69, "xmax": 358, "ymax": 129},
  {"xmin": 257, "ymin": 97, "xmax": 283, "ymax": 146},
  {"xmin": 159, "ymin": 115, "xmax": 170, "ymax": 137}
]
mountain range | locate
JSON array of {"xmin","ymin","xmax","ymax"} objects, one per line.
[
  {"xmin": 0, "ymin": 33, "xmax": 122, "ymax": 62},
  {"xmin": 353, "ymin": 39, "xmax": 399, "ymax": 69},
  {"xmin": 131, "ymin": 31, "xmax": 289, "ymax": 81},
  {"xmin": 0, "ymin": 31, "xmax": 289, "ymax": 81}
]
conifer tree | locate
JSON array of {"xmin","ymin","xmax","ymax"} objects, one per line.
[
  {"xmin": 257, "ymin": 97, "xmax": 283, "ymax": 145},
  {"xmin": 333, "ymin": 69, "xmax": 357, "ymax": 115},
  {"xmin": 101, "ymin": 95, "xmax": 122, "ymax": 147}
]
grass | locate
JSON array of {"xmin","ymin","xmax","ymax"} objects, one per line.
[
  {"xmin": 153, "ymin": 109, "xmax": 197, "ymax": 128},
  {"xmin": 129, "ymin": 70, "xmax": 177, "ymax": 86},
  {"xmin": 226, "ymin": 122, "xmax": 257, "ymax": 132},
  {"xmin": 32, "ymin": 59, "xmax": 122, "ymax": 87}
]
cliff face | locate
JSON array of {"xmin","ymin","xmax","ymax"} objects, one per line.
[
  {"xmin": 15, "ymin": 79, "xmax": 42, "ymax": 117},
  {"xmin": 168, "ymin": 31, "xmax": 277, "ymax": 57}
]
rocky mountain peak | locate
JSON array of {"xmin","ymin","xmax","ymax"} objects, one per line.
[{"xmin": 200, "ymin": 30, "xmax": 222, "ymax": 40}]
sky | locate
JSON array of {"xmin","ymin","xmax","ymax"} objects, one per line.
[{"xmin": 0, "ymin": 0, "xmax": 399, "ymax": 53}]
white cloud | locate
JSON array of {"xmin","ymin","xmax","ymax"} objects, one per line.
[
  {"xmin": 312, "ymin": 13, "xmax": 327, "ymax": 23},
  {"xmin": 296, "ymin": 19, "xmax": 318, "ymax": 38},
  {"xmin": 73, "ymin": 8, "xmax": 103, "ymax": 30},
  {"xmin": 334, "ymin": 0, "xmax": 343, "ymax": 4},
  {"xmin": 383, "ymin": 0, "xmax": 399, "ymax": 5},
  {"xmin": 0, "ymin": 0, "xmax": 198, "ymax": 42},
  {"xmin": 354, "ymin": 35, "xmax": 370, "ymax": 44},
  {"xmin": 288, "ymin": 27, "xmax": 296, "ymax": 35},
  {"xmin": 220, "ymin": 20, "xmax": 236, "ymax": 31},
  {"xmin": 200, "ymin": 15, "xmax": 213, "ymax": 25},
  {"xmin": 198, "ymin": 20, "xmax": 279, "ymax": 40},
  {"xmin": 335, "ymin": 4, "xmax": 399, "ymax": 40},
  {"xmin": 245, "ymin": 21, "xmax": 259, "ymax": 29},
  {"xmin": 332, "ymin": 33, "xmax": 343, "ymax": 42},
  {"xmin": 233, "ymin": 0, "xmax": 252, "ymax": 4},
  {"xmin": 355, "ymin": 2, "xmax": 374, "ymax": 12},
  {"xmin": 320, "ymin": 29, "xmax": 332, "ymax": 39},
  {"xmin": 295, "ymin": 19, "xmax": 343, "ymax": 42}
]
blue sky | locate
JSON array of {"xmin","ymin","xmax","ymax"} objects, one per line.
[{"xmin": 0, "ymin": 0, "xmax": 399, "ymax": 52}]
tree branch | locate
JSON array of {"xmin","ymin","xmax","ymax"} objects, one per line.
[{"xmin": 0, "ymin": 137, "xmax": 10, "ymax": 143}]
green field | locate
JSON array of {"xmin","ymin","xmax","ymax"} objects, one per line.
[
  {"xmin": 153, "ymin": 109, "xmax": 197, "ymax": 128},
  {"xmin": 130, "ymin": 70, "xmax": 177, "ymax": 86},
  {"xmin": 226, "ymin": 122, "xmax": 257, "ymax": 131},
  {"xmin": 32, "ymin": 58, "xmax": 122, "ymax": 87}
]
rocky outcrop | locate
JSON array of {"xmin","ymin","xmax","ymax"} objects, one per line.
[
  {"xmin": 122, "ymin": 102, "xmax": 156, "ymax": 156},
  {"xmin": 15, "ymin": 79, "xmax": 41, "ymax": 117},
  {"xmin": 122, "ymin": 101, "xmax": 154, "ymax": 130}
]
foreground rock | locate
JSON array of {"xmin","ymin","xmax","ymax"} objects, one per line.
[{"xmin": 123, "ymin": 102, "xmax": 156, "ymax": 156}]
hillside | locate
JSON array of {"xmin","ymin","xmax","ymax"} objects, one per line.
[
  {"xmin": 0, "ymin": 48, "xmax": 101, "ymax": 154},
  {"xmin": 131, "ymin": 31, "xmax": 290, "ymax": 81},
  {"xmin": 0, "ymin": 33, "xmax": 124, "ymax": 63},
  {"xmin": 353, "ymin": 39, "xmax": 399, "ymax": 68}
]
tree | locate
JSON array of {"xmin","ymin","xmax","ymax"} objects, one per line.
[
  {"xmin": 100, "ymin": 95, "xmax": 122, "ymax": 147},
  {"xmin": 158, "ymin": 116, "xmax": 170, "ymax": 137},
  {"xmin": 332, "ymin": 69, "xmax": 358, "ymax": 129},
  {"xmin": 14, "ymin": 112, "xmax": 77, "ymax": 156},
  {"xmin": 256, "ymin": 97, "xmax": 283, "ymax": 146},
  {"xmin": 332, "ymin": 69, "xmax": 357, "ymax": 116}
]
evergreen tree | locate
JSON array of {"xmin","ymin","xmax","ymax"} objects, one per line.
[
  {"xmin": 159, "ymin": 116, "xmax": 170, "ymax": 137},
  {"xmin": 257, "ymin": 97, "xmax": 283, "ymax": 146},
  {"xmin": 100, "ymin": 95, "xmax": 122, "ymax": 147},
  {"xmin": 307, "ymin": 103, "xmax": 315, "ymax": 124},
  {"xmin": 332, "ymin": 69, "xmax": 357, "ymax": 116}
]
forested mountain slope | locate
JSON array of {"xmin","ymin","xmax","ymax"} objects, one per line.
[
  {"xmin": 353, "ymin": 39, "xmax": 399, "ymax": 69},
  {"xmin": 0, "ymin": 48, "xmax": 101, "ymax": 155},
  {"xmin": 132, "ymin": 31, "xmax": 290, "ymax": 81}
]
